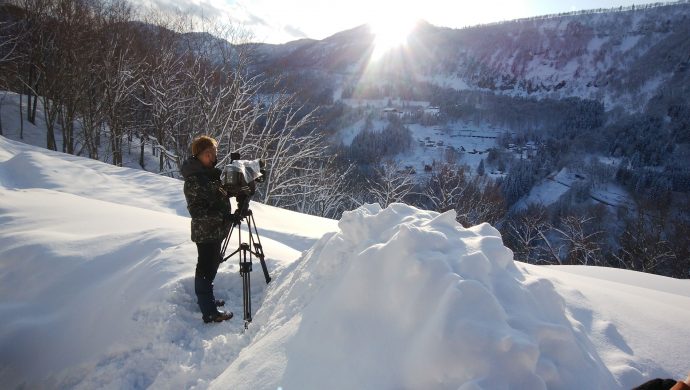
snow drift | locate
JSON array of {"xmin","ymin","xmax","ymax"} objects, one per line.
[{"xmin": 213, "ymin": 203, "xmax": 616, "ymax": 389}]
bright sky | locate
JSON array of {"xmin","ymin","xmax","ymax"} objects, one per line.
[{"xmin": 146, "ymin": 0, "xmax": 646, "ymax": 43}]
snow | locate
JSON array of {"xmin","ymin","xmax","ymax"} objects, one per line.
[
  {"xmin": 0, "ymin": 135, "xmax": 336, "ymax": 388},
  {"xmin": 619, "ymin": 35, "xmax": 642, "ymax": 52},
  {"xmin": 421, "ymin": 74, "xmax": 472, "ymax": 90},
  {"xmin": 1, "ymin": 135, "xmax": 689, "ymax": 389},
  {"xmin": 529, "ymin": 265, "xmax": 690, "ymax": 385},
  {"xmin": 513, "ymin": 168, "xmax": 576, "ymax": 210},
  {"xmin": 590, "ymin": 182, "xmax": 635, "ymax": 209},
  {"xmin": 514, "ymin": 178, "xmax": 571, "ymax": 211},
  {"xmin": 515, "ymin": 167, "xmax": 637, "ymax": 212},
  {"xmin": 394, "ymin": 121, "xmax": 503, "ymax": 181},
  {"xmin": 212, "ymin": 204, "xmax": 617, "ymax": 389}
]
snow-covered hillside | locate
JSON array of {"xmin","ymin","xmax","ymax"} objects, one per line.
[
  {"xmin": 256, "ymin": 3, "xmax": 690, "ymax": 111},
  {"xmin": 1, "ymin": 135, "xmax": 689, "ymax": 389}
]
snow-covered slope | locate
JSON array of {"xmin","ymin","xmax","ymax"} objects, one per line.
[
  {"xmin": 1, "ymin": 135, "xmax": 689, "ymax": 389},
  {"xmin": 0, "ymin": 135, "xmax": 337, "ymax": 388},
  {"xmin": 255, "ymin": 3, "xmax": 690, "ymax": 111}
]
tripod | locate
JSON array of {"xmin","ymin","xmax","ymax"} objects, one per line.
[{"xmin": 220, "ymin": 205, "xmax": 271, "ymax": 329}]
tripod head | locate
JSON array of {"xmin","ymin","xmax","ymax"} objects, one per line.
[{"xmin": 233, "ymin": 193, "xmax": 252, "ymax": 223}]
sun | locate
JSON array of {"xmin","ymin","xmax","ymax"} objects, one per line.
[{"xmin": 368, "ymin": 11, "xmax": 417, "ymax": 60}]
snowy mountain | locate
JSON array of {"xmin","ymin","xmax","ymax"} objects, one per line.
[
  {"xmin": 253, "ymin": 2, "xmax": 690, "ymax": 111},
  {"xmin": 1, "ymin": 135, "xmax": 689, "ymax": 388}
]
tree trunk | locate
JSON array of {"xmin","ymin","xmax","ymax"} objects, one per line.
[
  {"xmin": 111, "ymin": 126, "xmax": 122, "ymax": 166},
  {"xmin": 31, "ymin": 91, "xmax": 38, "ymax": 124},
  {"xmin": 63, "ymin": 103, "xmax": 76, "ymax": 155},
  {"xmin": 19, "ymin": 91, "xmax": 24, "ymax": 139},
  {"xmin": 43, "ymin": 98, "xmax": 58, "ymax": 151},
  {"xmin": 59, "ymin": 108, "xmax": 67, "ymax": 153},
  {"xmin": 0, "ymin": 98, "xmax": 4, "ymax": 136},
  {"xmin": 65, "ymin": 121, "xmax": 74, "ymax": 154},
  {"xmin": 95, "ymin": 126, "xmax": 100, "ymax": 150},
  {"xmin": 158, "ymin": 132, "xmax": 164, "ymax": 172},
  {"xmin": 46, "ymin": 123, "xmax": 57, "ymax": 150},
  {"xmin": 26, "ymin": 67, "xmax": 33, "ymax": 123},
  {"xmin": 139, "ymin": 135, "xmax": 145, "ymax": 169}
]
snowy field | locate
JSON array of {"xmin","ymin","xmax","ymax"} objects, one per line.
[
  {"xmin": 1, "ymin": 134, "xmax": 689, "ymax": 389},
  {"xmin": 514, "ymin": 167, "xmax": 636, "ymax": 212},
  {"xmin": 335, "ymin": 104, "xmax": 506, "ymax": 181},
  {"xmin": 514, "ymin": 168, "xmax": 578, "ymax": 211},
  {"xmin": 404, "ymin": 122, "xmax": 504, "ymax": 176}
]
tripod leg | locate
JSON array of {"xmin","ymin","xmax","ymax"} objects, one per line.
[
  {"xmin": 248, "ymin": 214, "xmax": 271, "ymax": 284},
  {"xmin": 239, "ymin": 246, "xmax": 253, "ymax": 328},
  {"xmin": 243, "ymin": 260, "xmax": 252, "ymax": 326},
  {"xmin": 220, "ymin": 223, "xmax": 236, "ymax": 262},
  {"xmin": 244, "ymin": 271, "xmax": 251, "ymax": 326}
]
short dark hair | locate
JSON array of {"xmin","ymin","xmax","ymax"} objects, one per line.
[{"xmin": 191, "ymin": 136, "xmax": 218, "ymax": 157}]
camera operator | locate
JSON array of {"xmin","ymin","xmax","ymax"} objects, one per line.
[{"xmin": 181, "ymin": 135, "xmax": 245, "ymax": 324}]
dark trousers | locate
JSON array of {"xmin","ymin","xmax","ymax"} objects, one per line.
[{"xmin": 195, "ymin": 240, "xmax": 222, "ymax": 317}]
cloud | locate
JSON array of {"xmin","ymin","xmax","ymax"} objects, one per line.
[
  {"xmin": 134, "ymin": 0, "xmax": 272, "ymax": 31},
  {"xmin": 283, "ymin": 24, "xmax": 308, "ymax": 39},
  {"xmin": 142, "ymin": 0, "xmax": 225, "ymax": 20},
  {"xmin": 243, "ymin": 12, "xmax": 269, "ymax": 27}
]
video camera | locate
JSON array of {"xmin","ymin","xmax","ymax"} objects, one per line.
[{"xmin": 224, "ymin": 152, "xmax": 267, "ymax": 220}]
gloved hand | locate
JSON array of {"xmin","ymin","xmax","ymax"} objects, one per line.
[
  {"xmin": 224, "ymin": 212, "xmax": 239, "ymax": 226},
  {"xmin": 223, "ymin": 183, "xmax": 252, "ymax": 197}
]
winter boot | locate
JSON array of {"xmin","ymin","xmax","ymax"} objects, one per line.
[{"xmin": 203, "ymin": 310, "xmax": 233, "ymax": 324}]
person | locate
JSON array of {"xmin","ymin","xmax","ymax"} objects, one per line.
[
  {"xmin": 634, "ymin": 371, "xmax": 690, "ymax": 390},
  {"xmin": 181, "ymin": 135, "xmax": 235, "ymax": 324}
]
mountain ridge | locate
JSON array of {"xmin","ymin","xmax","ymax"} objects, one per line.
[{"xmin": 249, "ymin": 1, "xmax": 690, "ymax": 112}]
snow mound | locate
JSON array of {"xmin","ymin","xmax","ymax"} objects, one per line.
[{"xmin": 213, "ymin": 203, "xmax": 616, "ymax": 389}]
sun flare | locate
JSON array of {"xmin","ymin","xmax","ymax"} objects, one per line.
[{"xmin": 369, "ymin": 11, "xmax": 417, "ymax": 60}]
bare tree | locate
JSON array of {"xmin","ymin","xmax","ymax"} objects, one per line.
[
  {"xmin": 615, "ymin": 211, "xmax": 676, "ymax": 273},
  {"xmin": 0, "ymin": 16, "xmax": 22, "ymax": 135},
  {"xmin": 505, "ymin": 205, "xmax": 560, "ymax": 264},
  {"xmin": 457, "ymin": 176, "xmax": 505, "ymax": 227},
  {"xmin": 99, "ymin": 2, "xmax": 140, "ymax": 166},
  {"xmin": 424, "ymin": 164, "xmax": 471, "ymax": 213},
  {"xmin": 76, "ymin": 38, "xmax": 106, "ymax": 159},
  {"xmin": 668, "ymin": 218, "xmax": 690, "ymax": 279},
  {"xmin": 15, "ymin": 0, "xmax": 58, "ymax": 147},
  {"xmin": 424, "ymin": 164, "xmax": 506, "ymax": 227},
  {"xmin": 52, "ymin": 0, "xmax": 97, "ymax": 154},
  {"xmin": 553, "ymin": 215, "xmax": 603, "ymax": 266},
  {"xmin": 367, "ymin": 160, "xmax": 415, "ymax": 208},
  {"xmin": 246, "ymin": 97, "xmax": 329, "ymax": 208},
  {"xmin": 292, "ymin": 157, "xmax": 358, "ymax": 218},
  {"xmin": 138, "ymin": 22, "xmax": 191, "ymax": 171},
  {"xmin": 0, "ymin": 16, "xmax": 21, "ymax": 65}
]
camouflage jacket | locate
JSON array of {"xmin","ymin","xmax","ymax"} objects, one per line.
[{"xmin": 181, "ymin": 157, "xmax": 232, "ymax": 243}]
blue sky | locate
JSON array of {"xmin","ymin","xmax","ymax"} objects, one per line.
[{"xmin": 142, "ymin": 0, "xmax": 645, "ymax": 43}]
